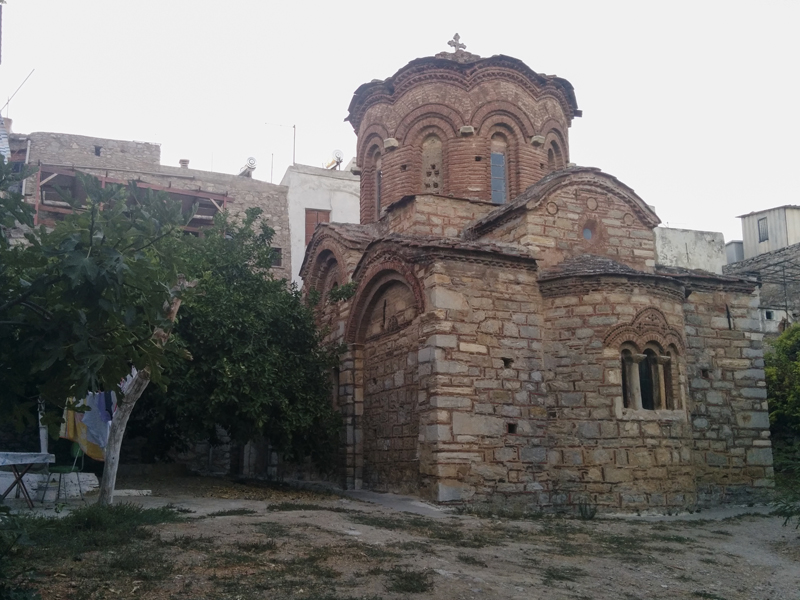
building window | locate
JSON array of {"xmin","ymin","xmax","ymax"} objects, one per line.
[
  {"xmin": 758, "ymin": 217, "xmax": 769, "ymax": 242},
  {"xmin": 547, "ymin": 140, "xmax": 564, "ymax": 172},
  {"xmin": 621, "ymin": 345, "xmax": 680, "ymax": 411},
  {"xmin": 422, "ymin": 135, "xmax": 443, "ymax": 193},
  {"xmin": 490, "ymin": 134, "xmax": 507, "ymax": 205},
  {"xmin": 765, "ymin": 310, "xmax": 774, "ymax": 320},
  {"xmin": 305, "ymin": 209, "xmax": 330, "ymax": 245},
  {"xmin": 271, "ymin": 247, "xmax": 282, "ymax": 267},
  {"xmin": 374, "ymin": 153, "xmax": 382, "ymax": 215}
]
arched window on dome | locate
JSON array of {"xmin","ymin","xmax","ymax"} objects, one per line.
[
  {"xmin": 547, "ymin": 140, "xmax": 564, "ymax": 172},
  {"xmin": 373, "ymin": 151, "xmax": 383, "ymax": 215},
  {"xmin": 490, "ymin": 134, "xmax": 508, "ymax": 205},
  {"xmin": 421, "ymin": 135, "xmax": 443, "ymax": 194}
]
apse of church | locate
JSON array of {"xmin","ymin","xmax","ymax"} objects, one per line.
[{"xmin": 301, "ymin": 36, "xmax": 773, "ymax": 512}]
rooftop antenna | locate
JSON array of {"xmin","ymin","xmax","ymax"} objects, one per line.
[{"xmin": 2, "ymin": 68, "xmax": 35, "ymax": 115}]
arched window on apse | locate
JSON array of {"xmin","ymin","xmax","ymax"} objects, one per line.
[
  {"xmin": 620, "ymin": 344, "xmax": 681, "ymax": 411},
  {"xmin": 422, "ymin": 135, "xmax": 443, "ymax": 194},
  {"xmin": 490, "ymin": 133, "xmax": 508, "ymax": 205},
  {"xmin": 373, "ymin": 152, "xmax": 383, "ymax": 215},
  {"xmin": 547, "ymin": 140, "xmax": 564, "ymax": 172}
]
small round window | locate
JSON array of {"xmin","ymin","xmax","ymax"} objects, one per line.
[{"xmin": 583, "ymin": 227, "xmax": 593, "ymax": 240}]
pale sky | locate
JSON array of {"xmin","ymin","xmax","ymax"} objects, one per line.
[{"xmin": 2, "ymin": 0, "xmax": 798, "ymax": 244}]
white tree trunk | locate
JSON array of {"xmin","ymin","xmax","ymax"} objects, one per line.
[{"xmin": 97, "ymin": 369, "xmax": 152, "ymax": 506}]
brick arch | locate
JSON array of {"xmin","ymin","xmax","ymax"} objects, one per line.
[
  {"xmin": 303, "ymin": 237, "xmax": 349, "ymax": 294},
  {"xmin": 346, "ymin": 256, "xmax": 425, "ymax": 344},
  {"xmin": 394, "ymin": 105, "xmax": 462, "ymax": 145},
  {"xmin": 472, "ymin": 101, "xmax": 536, "ymax": 139},
  {"xmin": 603, "ymin": 307, "xmax": 685, "ymax": 353},
  {"xmin": 356, "ymin": 125, "xmax": 389, "ymax": 168},
  {"xmin": 482, "ymin": 117, "xmax": 524, "ymax": 200}
]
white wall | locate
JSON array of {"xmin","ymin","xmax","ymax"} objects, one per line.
[
  {"xmin": 741, "ymin": 207, "xmax": 792, "ymax": 259},
  {"xmin": 654, "ymin": 227, "xmax": 726, "ymax": 274},
  {"xmin": 281, "ymin": 164, "xmax": 360, "ymax": 285}
]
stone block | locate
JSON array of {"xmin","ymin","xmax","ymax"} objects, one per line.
[
  {"xmin": 736, "ymin": 411, "xmax": 770, "ymax": 429},
  {"xmin": 427, "ymin": 334, "xmax": 457, "ymax": 348},
  {"xmin": 603, "ymin": 467, "xmax": 632, "ymax": 483},
  {"xmin": 494, "ymin": 447, "xmax": 517, "ymax": 462},
  {"xmin": 459, "ymin": 342, "xmax": 488, "ymax": 354},
  {"xmin": 577, "ymin": 421, "xmax": 601, "ymax": 439},
  {"xmin": 452, "ymin": 412, "xmax": 504, "ymax": 436},
  {"xmin": 520, "ymin": 446, "xmax": 547, "ymax": 463},
  {"xmin": 424, "ymin": 425, "xmax": 451, "ymax": 442},
  {"xmin": 436, "ymin": 481, "xmax": 474, "ymax": 502},
  {"xmin": 429, "ymin": 288, "xmax": 467, "ymax": 310},
  {"xmin": 746, "ymin": 447, "xmax": 773, "ymax": 465}
]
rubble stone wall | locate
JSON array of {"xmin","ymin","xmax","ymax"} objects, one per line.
[{"xmin": 683, "ymin": 286, "xmax": 774, "ymax": 505}]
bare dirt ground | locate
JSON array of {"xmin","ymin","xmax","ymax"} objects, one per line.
[{"xmin": 14, "ymin": 474, "xmax": 800, "ymax": 600}]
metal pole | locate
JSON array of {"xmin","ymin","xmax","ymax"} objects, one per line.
[
  {"xmin": 784, "ymin": 265, "xmax": 790, "ymax": 324},
  {"xmin": 270, "ymin": 153, "xmax": 274, "ymax": 183},
  {"xmin": 293, "ymin": 125, "xmax": 296, "ymax": 166}
]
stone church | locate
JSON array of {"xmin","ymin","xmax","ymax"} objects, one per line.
[{"xmin": 300, "ymin": 37, "xmax": 774, "ymax": 511}]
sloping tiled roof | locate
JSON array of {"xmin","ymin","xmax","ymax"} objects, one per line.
[{"xmin": 539, "ymin": 254, "xmax": 644, "ymax": 281}]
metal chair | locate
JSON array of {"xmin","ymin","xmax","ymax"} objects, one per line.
[{"xmin": 40, "ymin": 442, "xmax": 84, "ymax": 503}]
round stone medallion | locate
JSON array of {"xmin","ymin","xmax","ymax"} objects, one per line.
[
  {"xmin": 586, "ymin": 197, "xmax": 598, "ymax": 211},
  {"xmin": 623, "ymin": 213, "xmax": 635, "ymax": 225},
  {"xmin": 546, "ymin": 202, "xmax": 559, "ymax": 215}
]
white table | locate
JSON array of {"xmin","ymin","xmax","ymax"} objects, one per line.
[{"xmin": 0, "ymin": 452, "xmax": 55, "ymax": 508}]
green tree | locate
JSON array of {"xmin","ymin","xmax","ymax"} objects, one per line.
[
  {"xmin": 765, "ymin": 324, "xmax": 800, "ymax": 443},
  {"xmin": 141, "ymin": 208, "xmax": 340, "ymax": 469},
  {"xmin": 0, "ymin": 165, "xmax": 189, "ymax": 503}
]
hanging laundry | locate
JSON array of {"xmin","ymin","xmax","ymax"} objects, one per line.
[{"xmin": 60, "ymin": 398, "xmax": 105, "ymax": 462}]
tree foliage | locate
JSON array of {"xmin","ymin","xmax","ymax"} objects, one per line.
[
  {"xmin": 0, "ymin": 163, "xmax": 187, "ymax": 433},
  {"xmin": 765, "ymin": 324, "xmax": 800, "ymax": 442},
  {"xmin": 140, "ymin": 208, "xmax": 341, "ymax": 467}
]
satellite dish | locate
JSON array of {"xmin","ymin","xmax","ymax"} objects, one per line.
[
  {"xmin": 333, "ymin": 149, "xmax": 344, "ymax": 162},
  {"xmin": 246, "ymin": 157, "xmax": 257, "ymax": 169}
]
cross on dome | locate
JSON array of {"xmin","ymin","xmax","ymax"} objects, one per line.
[{"xmin": 447, "ymin": 33, "xmax": 466, "ymax": 51}]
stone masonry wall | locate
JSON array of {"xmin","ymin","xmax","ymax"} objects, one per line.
[
  {"xmin": 540, "ymin": 279, "xmax": 695, "ymax": 511},
  {"xmin": 382, "ymin": 194, "xmax": 494, "ymax": 237},
  {"xmin": 24, "ymin": 132, "xmax": 161, "ymax": 169},
  {"xmin": 683, "ymin": 286, "xmax": 774, "ymax": 505},
  {"xmin": 418, "ymin": 258, "xmax": 546, "ymax": 504},
  {"xmin": 486, "ymin": 180, "xmax": 657, "ymax": 272}
]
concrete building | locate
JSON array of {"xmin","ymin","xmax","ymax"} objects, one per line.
[
  {"xmin": 654, "ymin": 227, "xmax": 726, "ymax": 274},
  {"xmin": 301, "ymin": 37, "xmax": 773, "ymax": 512},
  {"xmin": 725, "ymin": 206, "xmax": 800, "ymax": 335},
  {"xmin": 280, "ymin": 164, "xmax": 360, "ymax": 285},
  {"xmin": 737, "ymin": 205, "xmax": 800, "ymax": 260},
  {"xmin": 6, "ymin": 128, "xmax": 291, "ymax": 278}
]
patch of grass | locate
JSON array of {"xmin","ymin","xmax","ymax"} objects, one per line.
[
  {"xmin": 267, "ymin": 502, "xmax": 354, "ymax": 513},
  {"xmin": 692, "ymin": 592, "xmax": 728, "ymax": 600},
  {"xmin": 456, "ymin": 553, "xmax": 487, "ymax": 567},
  {"xmin": 592, "ymin": 533, "xmax": 655, "ymax": 563},
  {"xmin": 652, "ymin": 534, "xmax": 694, "ymax": 544},
  {"xmin": 18, "ymin": 503, "xmax": 183, "ymax": 557},
  {"xmin": 699, "ymin": 557, "xmax": 719, "ymax": 565},
  {"xmin": 396, "ymin": 540, "xmax": 431, "ymax": 552},
  {"xmin": 162, "ymin": 533, "xmax": 215, "ymax": 550},
  {"xmin": 710, "ymin": 529, "xmax": 733, "ymax": 536},
  {"xmin": 104, "ymin": 543, "xmax": 173, "ymax": 580},
  {"xmin": 206, "ymin": 508, "xmax": 257, "ymax": 517},
  {"xmin": 385, "ymin": 567, "xmax": 433, "ymax": 593},
  {"xmin": 542, "ymin": 565, "xmax": 586, "ymax": 585},
  {"xmin": 236, "ymin": 539, "xmax": 277, "ymax": 552},
  {"xmin": 455, "ymin": 504, "xmax": 545, "ymax": 521},
  {"xmin": 344, "ymin": 541, "xmax": 399, "ymax": 559},
  {"xmin": 257, "ymin": 522, "xmax": 291, "ymax": 537},
  {"xmin": 347, "ymin": 514, "xmax": 501, "ymax": 548}
]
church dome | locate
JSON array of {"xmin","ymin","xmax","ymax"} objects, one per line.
[{"xmin": 347, "ymin": 35, "xmax": 582, "ymax": 224}]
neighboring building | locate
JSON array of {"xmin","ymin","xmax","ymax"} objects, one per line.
[
  {"xmin": 737, "ymin": 205, "xmax": 800, "ymax": 260},
  {"xmin": 725, "ymin": 206, "xmax": 800, "ymax": 335},
  {"xmin": 280, "ymin": 163, "xmax": 360, "ymax": 286},
  {"xmin": 301, "ymin": 38, "xmax": 773, "ymax": 512},
  {"xmin": 6, "ymin": 129, "xmax": 291, "ymax": 278}
]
